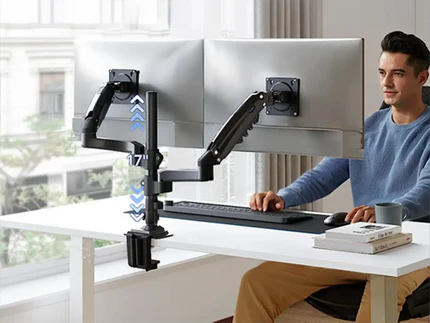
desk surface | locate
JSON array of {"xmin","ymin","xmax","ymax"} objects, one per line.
[{"xmin": 1, "ymin": 196, "xmax": 429, "ymax": 277}]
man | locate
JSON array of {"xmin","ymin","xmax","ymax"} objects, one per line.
[{"xmin": 233, "ymin": 31, "xmax": 430, "ymax": 323}]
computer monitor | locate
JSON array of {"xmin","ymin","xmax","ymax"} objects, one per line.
[
  {"xmin": 204, "ymin": 38, "xmax": 364, "ymax": 159},
  {"xmin": 72, "ymin": 39, "xmax": 204, "ymax": 148},
  {"xmin": 73, "ymin": 37, "xmax": 364, "ymax": 159}
]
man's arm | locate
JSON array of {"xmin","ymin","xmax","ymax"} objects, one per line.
[
  {"xmin": 277, "ymin": 157, "xmax": 350, "ymax": 207},
  {"xmin": 391, "ymin": 158, "xmax": 430, "ymax": 221}
]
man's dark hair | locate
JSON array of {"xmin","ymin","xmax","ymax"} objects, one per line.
[{"xmin": 381, "ymin": 31, "xmax": 430, "ymax": 76}]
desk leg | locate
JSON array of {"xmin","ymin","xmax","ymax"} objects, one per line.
[
  {"xmin": 70, "ymin": 236, "xmax": 95, "ymax": 323},
  {"xmin": 370, "ymin": 274, "xmax": 397, "ymax": 323}
]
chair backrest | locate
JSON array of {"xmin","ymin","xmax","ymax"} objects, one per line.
[{"xmin": 380, "ymin": 85, "xmax": 430, "ymax": 109}]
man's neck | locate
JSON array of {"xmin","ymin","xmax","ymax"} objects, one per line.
[{"xmin": 391, "ymin": 101, "xmax": 426, "ymax": 124}]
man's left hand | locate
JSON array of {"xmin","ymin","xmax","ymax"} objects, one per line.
[{"xmin": 345, "ymin": 205, "xmax": 375, "ymax": 223}]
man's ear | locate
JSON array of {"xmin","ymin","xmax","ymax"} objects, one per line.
[{"xmin": 419, "ymin": 70, "xmax": 429, "ymax": 86}]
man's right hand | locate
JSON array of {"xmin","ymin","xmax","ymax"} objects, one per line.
[{"xmin": 249, "ymin": 191, "xmax": 285, "ymax": 212}]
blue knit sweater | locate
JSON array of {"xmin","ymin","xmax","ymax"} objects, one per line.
[{"xmin": 277, "ymin": 105, "xmax": 430, "ymax": 220}]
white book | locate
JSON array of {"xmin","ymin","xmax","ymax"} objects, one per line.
[
  {"xmin": 312, "ymin": 232, "xmax": 413, "ymax": 254},
  {"xmin": 325, "ymin": 222, "xmax": 402, "ymax": 242}
]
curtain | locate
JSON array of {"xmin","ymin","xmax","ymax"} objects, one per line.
[{"xmin": 253, "ymin": 0, "xmax": 323, "ymax": 211}]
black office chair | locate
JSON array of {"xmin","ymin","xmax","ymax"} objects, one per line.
[{"xmin": 304, "ymin": 86, "xmax": 430, "ymax": 322}]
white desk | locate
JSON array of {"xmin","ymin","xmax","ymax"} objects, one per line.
[{"xmin": 1, "ymin": 195, "xmax": 429, "ymax": 323}]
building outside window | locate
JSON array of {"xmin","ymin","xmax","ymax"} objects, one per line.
[{"xmin": 39, "ymin": 72, "xmax": 65, "ymax": 124}]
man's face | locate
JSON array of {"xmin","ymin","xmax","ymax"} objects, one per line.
[{"xmin": 379, "ymin": 52, "xmax": 427, "ymax": 107}]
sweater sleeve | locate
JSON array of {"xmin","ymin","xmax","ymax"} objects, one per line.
[
  {"xmin": 277, "ymin": 157, "xmax": 350, "ymax": 208},
  {"xmin": 392, "ymin": 158, "xmax": 430, "ymax": 221}
]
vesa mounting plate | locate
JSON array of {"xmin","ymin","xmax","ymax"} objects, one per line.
[
  {"xmin": 109, "ymin": 69, "xmax": 139, "ymax": 104},
  {"xmin": 265, "ymin": 77, "xmax": 300, "ymax": 116}
]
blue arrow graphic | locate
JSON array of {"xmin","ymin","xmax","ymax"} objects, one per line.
[
  {"xmin": 130, "ymin": 94, "xmax": 144, "ymax": 104},
  {"xmin": 130, "ymin": 194, "xmax": 144, "ymax": 204},
  {"xmin": 130, "ymin": 203, "xmax": 144, "ymax": 213},
  {"xmin": 129, "ymin": 212, "xmax": 144, "ymax": 222},
  {"xmin": 130, "ymin": 185, "xmax": 144, "ymax": 194},
  {"xmin": 130, "ymin": 104, "xmax": 144, "ymax": 113},
  {"xmin": 130, "ymin": 112, "xmax": 145, "ymax": 122},
  {"xmin": 130, "ymin": 123, "xmax": 144, "ymax": 131}
]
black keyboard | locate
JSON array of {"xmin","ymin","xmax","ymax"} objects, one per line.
[{"xmin": 162, "ymin": 201, "xmax": 313, "ymax": 224}]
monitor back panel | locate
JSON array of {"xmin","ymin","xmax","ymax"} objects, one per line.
[
  {"xmin": 73, "ymin": 39, "xmax": 204, "ymax": 148},
  {"xmin": 204, "ymin": 38, "xmax": 364, "ymax": 158}
]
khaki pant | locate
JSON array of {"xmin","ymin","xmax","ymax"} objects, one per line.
[{"xmin": 233, "ymin": 262, "xmax": 430, "ymax": 323}]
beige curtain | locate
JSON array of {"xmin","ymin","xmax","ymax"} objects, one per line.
[{"xmin": 253, "ymin": 0, "xmax": 323, "ymax": 211}]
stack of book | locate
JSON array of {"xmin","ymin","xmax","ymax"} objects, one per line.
[{"xmin": 312, "ymin": 222, "xmax": 412, "ymax": 254}]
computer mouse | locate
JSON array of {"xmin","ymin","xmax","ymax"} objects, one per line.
[{"xmin": 324, "ymin": 212, "xmax": 349, "ymax": 226}]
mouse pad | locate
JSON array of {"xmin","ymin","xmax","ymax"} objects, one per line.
[{"xmin": 158, "ymin": 210, "xmax": 332, "ymax": 234}]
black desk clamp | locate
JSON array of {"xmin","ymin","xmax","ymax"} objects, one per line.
[{"xmin": 80, "ymin": 69, "xmax": 299, "ymax": 271}]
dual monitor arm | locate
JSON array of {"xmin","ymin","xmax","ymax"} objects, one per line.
[{"xmin": 81, "ymin": 69, "xmax": 298, "ymax": 271}]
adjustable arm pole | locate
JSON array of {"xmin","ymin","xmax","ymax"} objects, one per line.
[
  {"xmin": 125, "ymin": 91, "xmax": 169, "ymax": 273},
  {"xmin": 143, "ymin": 91, "xmax": 169, "ymax": 237}
]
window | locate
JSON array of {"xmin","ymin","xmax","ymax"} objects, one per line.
[
  {"xmin": 0, "ymin": 51, "xmax": 9, "ymax": 135},
  {"xmin": 0, "ymin": 0, "xmax": 38, "ymax": 24},
  {"xmin": 123, "ymin": 0, "xmax": 170, "ymax": 31},
  {"xmin": 38, "ymin": 0, "xmax": 53, "ymax": 24},
  {"xmin": 101, "ymin": 0, "xmax": 124, "ymax": 24},
  {"xmin": 39, "ymin": 72, "xmax": 65, "ymax": 124},
  {"xmin": 67, "ymin": 167, "xmax": 113, "ymax": 200},
  {"xmin": 38, "ymin": 0, "xmax": 101, "ymax": 24},
  {"xmin": 6, "ymin": 176, "xmax": 48, "ymax": 214},
  {"xmin": 0, "ymin": 0, "xmax": 256, "ymax": 277},
  {"xmin": 0, "ymin": 0, "xmax": 169, "ymax": 27}
]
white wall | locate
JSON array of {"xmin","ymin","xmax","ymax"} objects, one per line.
[
  {"xmin": 1, "ymin": 256, "xmax": 262, "ymax": 323},
  {"xmin": 320, "ymin": 0, "xmax": 430, "ymax": 213}
]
